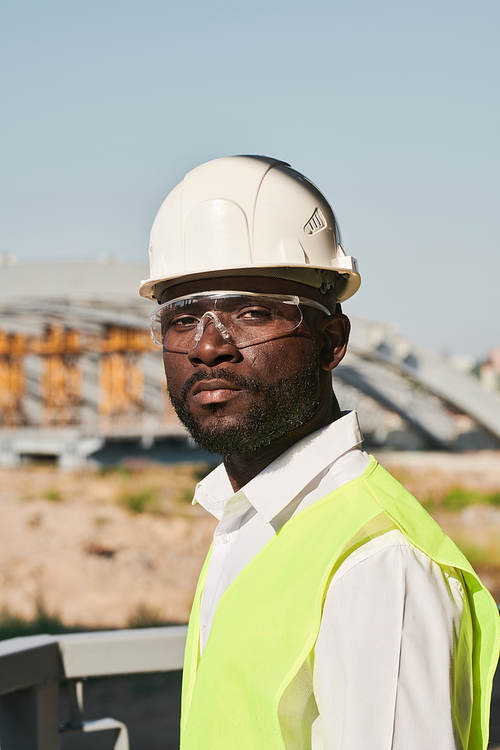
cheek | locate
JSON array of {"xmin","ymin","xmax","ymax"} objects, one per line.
[
  {"xmin": 162, "ymin": 351, "xmax": 189, "ymax": 396},
  {"xmin": 247, "ymin": 338, "xmax": 316, "ymax": 379}
]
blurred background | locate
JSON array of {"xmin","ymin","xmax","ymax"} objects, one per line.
[{"xmin": 1, "ymin": 0, "xmax": 499, "ymax": 747}]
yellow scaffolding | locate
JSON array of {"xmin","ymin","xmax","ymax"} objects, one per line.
[
  {"xmin": 0, "ymin": 322, "xmax": 162, "ymax": 430},
  {"xmin": 0, "ymin": 330, "xmax": 27, "ymax": 427},
  {"xmin": 34, "ymin": 325, "xmax": 82, "ymax": 426},
  {"xmin": 98, "ymin": 327, "xmax": 151, "ymax": 426}
]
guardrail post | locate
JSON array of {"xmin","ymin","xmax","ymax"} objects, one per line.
[
  {"xmin": 60, "ymin": 678, "xmax": 130, "ymax": 748},
  {"xmin": 0, "ymin": 680, "xmax": 60, "ymax": 750},
  {"xmin": 65, "ymin": 679, "xmax": 83, "ymax": 727}
]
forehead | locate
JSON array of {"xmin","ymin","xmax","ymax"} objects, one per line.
[{"xmin": 161, "ymin": 275, "xmax": 320, "ymax": 303}]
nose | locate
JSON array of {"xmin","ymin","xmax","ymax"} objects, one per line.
[{"xmin": 187, "ymin": 317, "xmax": 241, "ymax": 367}]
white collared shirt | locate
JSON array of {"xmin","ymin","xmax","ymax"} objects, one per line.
[{"xmin": 194, "ymin": 412, "xmax": 468, "ymax": 750}]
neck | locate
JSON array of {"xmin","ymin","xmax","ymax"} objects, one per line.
[{"xmin": 223, "ymin": 395, "xmax": 342, "ymax": 493}]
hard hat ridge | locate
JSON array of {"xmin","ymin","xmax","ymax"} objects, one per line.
[{"xmin": 139, "ymin": 155, "xmax": 360, "ymax": 302}]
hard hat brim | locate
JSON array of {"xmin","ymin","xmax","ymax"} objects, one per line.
[{"xmin": 139, "ymin": 262, "xmax": 361, "ymax": 304}]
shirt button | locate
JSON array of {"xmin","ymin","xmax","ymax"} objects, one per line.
[{"xmin": 220, "ymin": 533, "xmax": 230, "ymax": 544}]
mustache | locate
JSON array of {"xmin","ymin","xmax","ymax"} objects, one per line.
[{"xmin": 180, "ymin": 368, "xmax": 260, "ymax": 402}]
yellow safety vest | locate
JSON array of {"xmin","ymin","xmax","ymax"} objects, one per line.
[{"xmin": 180, "ymin": 457, "xmax": 500, "ymax": 750}]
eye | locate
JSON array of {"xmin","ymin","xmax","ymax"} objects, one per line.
[
  {"xmin": 236, "ymin": 306, "xmax": 276, "ymax": 324},
  {"xmin": 162, "ymin": 313, "xmax": 200, "ymax": 331}
]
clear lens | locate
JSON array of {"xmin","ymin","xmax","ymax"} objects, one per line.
[{"xmin": 150, "ymin": 291, "xmax": 331, "ymax": 352}]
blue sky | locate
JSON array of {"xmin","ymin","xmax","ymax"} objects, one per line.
[{"xmin": 1, "ymin": 0, "xmax": 499, "ymax": 357}]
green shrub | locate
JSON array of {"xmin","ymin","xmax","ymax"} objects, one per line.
[
  {"xmin": 43, "ymin": 487, "xmax": 62, "ymax": 502},
  {"xmin": 176, "ymin": 489, "xmax": 195, "ymax": 504},
  {"xmin": 127, "ymin": 604, "xmax": 166, "ymax": 629},
  {"xmin": 0, "ymin": 602, "xmax": 70, "ymax": 641},
  {"xmin": 120, "ymin": 487, "xmax": 159, "ymax": 513},
  {"xmin": 441, "ymin": 487, "xmax": 500, "ymax": 511}
]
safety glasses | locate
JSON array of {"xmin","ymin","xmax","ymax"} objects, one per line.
[{"xmin": 150, "ymin": 291, "xmax": 331, "ymax": 352}]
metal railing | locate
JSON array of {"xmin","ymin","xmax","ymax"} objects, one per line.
[
  {"xmin": 2, "ymin": 623, "xmax": 499, "ymax": 748},
  {"xmin": 0, "ymin": 626, "xmax": 188, "ymax": 749}
]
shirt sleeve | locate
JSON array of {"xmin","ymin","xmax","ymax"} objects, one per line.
[{"xmin": 312, "ymin": 537, "xmax": 471, "ymax": 750}]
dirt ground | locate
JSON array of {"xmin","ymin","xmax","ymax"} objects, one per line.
[
  {"xmin": 1, "ymin": 451, "xmax": 500, "ymax": 748},
  {"xmin": 1, "ymin": 451, "xmax": 499, "ymax": 627},
  {"xmin": 0, "ymin": 461, "xmax": 217, "ymax": 628}
]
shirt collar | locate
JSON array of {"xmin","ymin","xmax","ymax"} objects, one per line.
[{"xmin": 194, "ymin": 410, "xmax": 363, "ymax": 523}]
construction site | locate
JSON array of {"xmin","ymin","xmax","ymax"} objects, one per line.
[
  {"xmin": 0, "ymin": 261, "xmax": 182, "ymax": 469},
  {"xmin": 1, "ymin": 259, "xmax": 500, "ymax": 469},
  {"xmin": 1, "ymin": 261, "xmax": 500, "ymax": 749}
]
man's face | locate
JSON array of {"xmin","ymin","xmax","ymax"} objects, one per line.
[{"xmin": 160, "ymin": 276, "xmax": 332, "ymax": 456}]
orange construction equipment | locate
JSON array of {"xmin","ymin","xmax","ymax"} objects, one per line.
[
  {"xmin": 98, "ymin": 327, "xmax": 150, "ymax": 424},
  {"xmin": 0, "ymin": 330, "xmax": 27, "ymax": 427},
  {"xmin": 0, "ymin": 322, "xmax": 157, "ymax": 429},
  {"xmin": 35, "ymin": 325, "xmax": 83, "ymax": 426}
]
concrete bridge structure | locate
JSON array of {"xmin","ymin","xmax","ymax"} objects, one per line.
[{"xmin": 0, "ymin": 261, "xmax": 498, "ymax": 466}]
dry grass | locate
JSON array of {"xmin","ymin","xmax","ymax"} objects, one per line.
[
  {"xmin": 0, "ymin": 461, "xmax": 218, "ymax": 630},
  {"xmin": 1, "ymin": 452, "xmax": 500, "ymax": 633},
  {"xmin": 8, "ymin": 461, "xmax": 211, "ymax": 513}
]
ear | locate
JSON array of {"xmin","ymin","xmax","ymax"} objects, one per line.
[{"xmin": 318, "ymin": 314, "xmax": 350, "ymax": 371}]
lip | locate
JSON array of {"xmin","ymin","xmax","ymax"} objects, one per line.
[{"xmin": 191, "ymin": 380, "xmax": 242, "ymax": 405}]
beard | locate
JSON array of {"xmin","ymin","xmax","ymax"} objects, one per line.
[{"xmin": 167, "ymin": 357, "xmax": 321, "ymax": 457}]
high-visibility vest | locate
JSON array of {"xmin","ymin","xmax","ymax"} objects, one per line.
[{"xmin": 180, "ymin": 457, "xmax": 500, "ymax": 750}]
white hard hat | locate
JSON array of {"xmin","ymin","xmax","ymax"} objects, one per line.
[{"xmin": 139, "ymin": 156, "xmax": 360, "ymax": 303}]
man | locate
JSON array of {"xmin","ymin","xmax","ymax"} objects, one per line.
[{"xmin": 140, "ymin": 156, "xmax": 499, "ymax": 750}]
